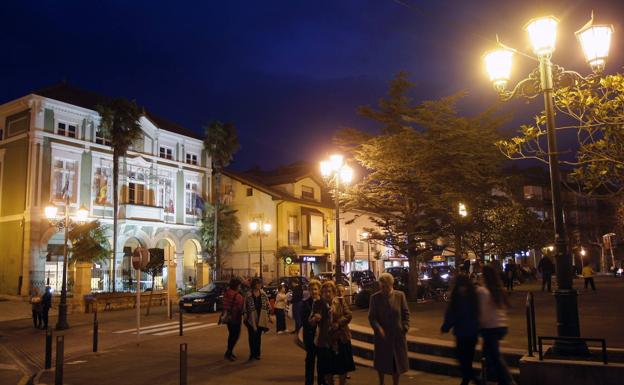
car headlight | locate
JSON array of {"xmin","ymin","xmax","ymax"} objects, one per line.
[
  {"xmin": 441, "ymin": 274, "xmax": 449, "ymax": 279},
  {"xmin": 193, "ymin": 298, "xmax": 205, "ymax": 303},
  {"xmin": 423, "ymin": 274, "xmax": 429, "ymax": 280}
]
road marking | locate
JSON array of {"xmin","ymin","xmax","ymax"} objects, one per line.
[
  {"xmin": 113, "ymin": 321, "xmax": 179, "ymax": 334},
  {"xmin": 153, "ymin": 323, "xmax": 219, "ymax": 336},
  {"xmin": 129, "ymin": 322, "xmax": 201, "ymax": 334}
]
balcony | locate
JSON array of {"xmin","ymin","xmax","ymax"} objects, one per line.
[{"xmin": 120, "ymin": 204, "xmax": 163, "ymax": 222}]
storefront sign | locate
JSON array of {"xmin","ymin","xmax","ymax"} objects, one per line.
[
  {"xmin": 302, "ymin": 256, "xmax": 317, "ymax": 262},
  {"xmin": 285, "ymin": 256, "xmax": 293, "ymax": 265}
]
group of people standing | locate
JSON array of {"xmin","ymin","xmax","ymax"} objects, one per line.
[{"xmin": 29, "ymin": 286, "xmax": 52, "ymax": 330}]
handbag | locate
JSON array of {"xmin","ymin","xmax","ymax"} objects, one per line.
[{"xmin": 218, "ymin": 309, "xmax": 232, "ymax": 325}]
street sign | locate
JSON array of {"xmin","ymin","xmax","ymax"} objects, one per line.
[
  {"xmin": 285, "ymin": 256, "xmax": 293, "ymax": 265},
  {"xmin": 132, "ymin": 247, "xmax": 150, "ymax": 270}
]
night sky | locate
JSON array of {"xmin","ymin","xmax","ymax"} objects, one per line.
[{"xmin": 2, "ymin": 0, "xmax": 623, "ymax": 170}]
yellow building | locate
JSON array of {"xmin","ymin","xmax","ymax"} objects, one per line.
[{"xmin": 221, "ymin": 163, "xmax": 336, "ymax": 280}]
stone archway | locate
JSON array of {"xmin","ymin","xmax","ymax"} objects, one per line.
[
  {"xmin": 122, "ymin": 237, "xmax": 145, "ymax": 292},
  {"xmin": 154, "ymin": 238, "xmax": 176, "ymax": 291},
  {"xmin": 182, "ymin": 238, "xmax": 201, "ymax": 289}
]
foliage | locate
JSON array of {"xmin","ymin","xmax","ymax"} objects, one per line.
[
  {"xmin": 145, "ymin": 248, "xmax": 165, "ymax": 279},
  {"xmin": 336, "ymin": 72, "xmax": 507, "ymax": 299},
  {"xmin": 203, "ymin": 121, "xmax": 240, "ymax": 171},
  {"xmin": 68, "ymin": 220, "xmax": 110, "ymax": 263},
  {"xmin": 497, "ymin": 73, "xmax": 624, "ymax": 196},
  {"xmin": 200, "ymin": 203, "xmax": 242, "ymax": 260},
  {"xmin": 275, "ymin": 246, "xmax": 297, "ymax": 261}
]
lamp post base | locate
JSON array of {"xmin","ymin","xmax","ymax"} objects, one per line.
[
  {"xmin": 55, "ymin": 303, "xmax": 70, "ymax": 331},
  {"xmin": 552, "ymin": 289, "xmax": 588, "ymax": 356}
]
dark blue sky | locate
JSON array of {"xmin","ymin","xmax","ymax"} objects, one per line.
[{"xmin": 2, "ymin": 0, "xmax": 622, "ymax": 169}]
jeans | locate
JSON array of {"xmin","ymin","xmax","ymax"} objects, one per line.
[
  {"xmin": 292, "ymin": 301, "xmax": 303, "ymax": 332},
  {"xmin": 542, "ymin": 273, "xmax": 552, "ymax": 292},
  {"xmin": 32, "ymin": 310, "xmax": 41, "ymax": 328},
  {"xmin": 226, "ymin": 322, "xmax": 241, "ymax": 355},
  {"xmin": 584, "ymin": 277, "xmax": 596, "ymax": 291},
  {"xmin": 305, "ymin": 342, "xmax": 324, "ymax": 385},
  {"xmin": 481, "ymin": 327, "xmax": 512, "ymax": 385},
  {"xmin": 275, "ymin": 308, "xmax": 286, "ymax": 332},
  {"xmin": 456, "ymin": 335, "xmax": 478, "ymax": 384},
  {"xmin": 246, "ymin": 324, "xmax": 263, "ymax": 359}
]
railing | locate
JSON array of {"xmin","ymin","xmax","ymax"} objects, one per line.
[
  {"xmin": 538, "ymin": 336, "xmax": 608, "ymax": 364},
  {"xmin": 525, "ymin": 292, "xmax": 537, "ymax": 355}
]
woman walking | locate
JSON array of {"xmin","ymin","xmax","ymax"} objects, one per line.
[
  {"xmin": 303, "ymin": 280, "xmax": 324, "ymax": 385},
  {"xmin": 331, "ymin": 284, "xmax": 356, "ymax": 384},
  {"xmin": 222, "ymin": 277, "xmax": 244, "ymax": 361},
  {"xmin": 243, "ymin": 278, "xmax": 271, "ymax": 361},
  {"xmin": 30, "ymin": 287, "xmax": 42, "ymax": 329},
  {"xmin": 274, "ymin": 285, "xmax": 288, "ymax": 333},
  {"xmin": 441, "ymin": 274, "xmax": 480, "ymax": 385},
  {"xmin": 368, "ymin": 273, "xmax": 410, "ymax": 385},
  {"xmin": 478, "ymin": 265, "xmax": 513, "ymax": 385}
]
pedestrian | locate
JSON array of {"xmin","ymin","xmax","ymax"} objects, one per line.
[
  {"xmin": 478, "ymin": 265, "xmax": 513, "ymax": 385},
  {"xmin": 222, "ymin": 277, "xmax": 244, "ymax": 361},
  {"xmin": 291, "ymin": 279, "xmax": 304, "ymax": 334},
  {"xmin": 310, "ymin": 268, "xmax": 315, "ymax": 279},
  {"xmin": 368, "ymin": 273, "xmax": 410, "ymax": 385},
  {"xmin": 441, "ymin": 274, "xmax": 480, "ymax": 385},
  {"xmin": 274, "ymin": 285, "xmax": 288, "ymax": 334},
  {"xmin": 582, "ymin": 263, "xmax": 596, "ymax": 291},
  {"xmin": 303, "ymin": 279, "xmax": 325, "ymax": 385},
  {"xmin": 504, "ymin": 259, "xmax": 515, "ymax": 292},
  {"xmin": 331, "ymin": 284, "xmax": 356, "ymax": 385},
  {"xmin": 310, "ymin": 281, "xmax": 340, "ymax": 385},
  {"xmin": 41, "ymin": 286, "xmax": 52, "ymax": 330},
  {"xmin": 537, "ymin": 255, "xmax": 554, "ymax": 292},
  {"xmin": 30, "ymin": 287, "xmax": 42, "ymax": 329},
  {"xmin": 243, "ymin": 277, "xmax": 272, "ymax": 361}
]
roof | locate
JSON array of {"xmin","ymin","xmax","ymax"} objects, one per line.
[{"xmin": 31, "ymin": 83, "xmax": 202, "ymax": 140}]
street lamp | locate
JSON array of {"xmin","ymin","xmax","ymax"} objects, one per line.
[
  {"xmin": 249, "ymin": 220, "xmax": 271, "ymax": 280},
  {"xmin": 44, "ymin": 201, "xmax": 89, "ymax": 330},
  {"xmin": 360, "ymin": 231, "xmax": 372, "ymax": 273},
  {"xmin": 483, "ymin": 12, "xmax": 614, "ymax": 355},
  {"xmin": 320, "ymin": 154, "xmax": 353, "ymax": 277}
]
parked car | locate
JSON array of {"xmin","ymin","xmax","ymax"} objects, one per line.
[
  {"xmin": 178, "ymin": 281, "xmax": 229, "ymax": 313},
  {"xmin": 420, "ymin": 265, "xmax": 454, "ymax": 287},
  {"xmin": 384, "ymin": 266, "xmax": 410, "ymax": 292},
  {"xmin": 349, "ymin": 270, "xmax": 375, "ymax": 285},
  {"xmin": 317, "ymin": 272, "xmax": 358, "ymax": 302},
  {"xmin": 264, "ymin": 276, "xmax": 310, "ymax": 301}
]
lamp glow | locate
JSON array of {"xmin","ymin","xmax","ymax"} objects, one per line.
[
  {"xmin": 249, "ymin": 221, "xmax": 258, "ymax": 232},
  {"xmin": 45, "ymin": 204, "xmax": 58, "ymax": 219},
  {"xmin": 580, "ymin": 248, "xmax": 587, "ymax": 256},
  {"xmin": 576, "ymin": 14, "xmax": 613, "ymax": 73},
  {"xmin": 525, "ymin": 16, "xmax": 559, "ymax": 57},
  {"xmin": 484, "ymin": 48, "xmax": 514, "ymax": 91},
  {"xmin": 320, "ymin": 160, "xmax": 332, "ymax": 177},
  {"xmin": 340, "ymin": 165, "xmax": 353, "ymax": 184},
  {"xmin": 262, "ymin": 223, "xmax": 272, "ymax": 233},
  {"xmin": 458, "ymin": 202, "xmax": 468, "ymax": 217},
  {"xmin": 361, "ymin": 231, "xmax": 370, "ymax": 240},
  {"xmin": 76, "ymin": 205, "xmax": 89, "ymax": 222},
  {"xmin": 329, "ymin": 154, "xmax": 344, "ymax": 171}
]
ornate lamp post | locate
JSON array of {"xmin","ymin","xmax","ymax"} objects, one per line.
[
  {"xmin": 320, "ymin": 155, "xmax": 353, "ymax": 277},
  {"xmin": 249, "ymin": 220, "xmax": 271, "ymax": 280},
  {"xmin": 44, "ymin": 200, "xmax": 89, "ymax": 330},
  {"xmin": 483, "ymin": 13, "xmax": 613, "ymax": 355}
]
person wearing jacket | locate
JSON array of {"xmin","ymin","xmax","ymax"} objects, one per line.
[
  {"xmin": 537, "ymin": 255, "xmax": 554, "ymax": 292},
  {"xmin": 30, "ymin": 287, "xmax": 43, "ymax": 329},
  {"xmin": 478, "ymin": 265, "xmax": 513, "ymax": 385},
  {"xmin": 243, "ymin": 278, "xmax": 272, "ymax": 361},
  {"xmin": 331, "ymin": 284, "xmax": 356, "ymax": 385},
  {"xmin": 223, "ymin": 277, "xmax": 245, "ymax": 361},
  {"xmin": 41, "ymin": 286, "xmax": 52, "ymax": 330},
  {"xmin": 274, "ymin": 285, "xmax": 288, "ymax": 334},
  {"xmin": 582, "ymin": 263, "xmax": 596, "ymax": 291},
  {"xmin": 441, "ymin": 274, "xmax": 480, "ymax": 385},
  {"xmin": 303, "ymin": 279, "xmax": 324, "ymax": 385},
  {"xmin": 291, "ymin": 279, "xmax": 304, "ymax": 334}
]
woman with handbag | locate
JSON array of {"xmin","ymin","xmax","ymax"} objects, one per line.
[
  {"xmin": 274, "ymin": 285, "xmax": 288, "ymax": 334},
  {"xmin": 243, "ymin": 278, "xmax": 272, "ymax": 361},
  {"xmin": 222, "ymin": 278, "xmax": 244, "ymax": 361}
]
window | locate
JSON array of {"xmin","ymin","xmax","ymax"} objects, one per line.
[
  {"xmin": 301, "ymin": 185, "xmax": 315, "ymax": 200},
  {"xmin": 93, "ymin": 162, "xmax": 112, "ymax": 206},
  {"xmin": 288, "ymin": 216, "xmax": 299, "ymax": 245},
  {"xmin": 185, "ymin": 153, "xmax": 198, "ymax": 165},
  {"xmin": 57, "ymin": 122, "xmax": 77, "ymax": 138},
  {"xmin": 157, "ymin": 176, "xmax": 175, "ymax": 215},
  {"xmin": 246, "ymin": 187, "xmax": 253, "ymax": 197},
  {"xmin": 185, "ymin": 181, "xmax": 199, "ymax": 215},
  {"xmin": 302, "ymin": 212, "xmax": 324, "ymax": 248},
  {"xmin": 5, "ymin": 111, "xmax": 30, "ymax": 138},
  {"xmin": 159, "ymin": 146, "xmax": 173, "ymax": 160},
  {"xmin": 128, "ymin": 182, "xmax": 145, "ymax": 204},
  {"xmin": 95, "ymin": 129, "xmax": 112, "ymax": 146},
  {"xmin": 51, "ymin": 158, "xmax": 78, "ymax": 203}
]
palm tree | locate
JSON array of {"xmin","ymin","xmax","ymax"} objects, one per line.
[
  {"xmin": 97, "ymin": 99, "xmax": 142, "ymax": 292},
  {"xmin": 68, "ymin": 220, "xmax": 111, "ymax": 263},
  {"xmin": 203, "ymin": 121, "xmax": 240, "ymax": 279}
]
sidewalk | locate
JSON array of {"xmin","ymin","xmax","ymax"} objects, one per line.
[{"xmin": 0, "ymin": 295, "xmax": 57, "ymax": 323}]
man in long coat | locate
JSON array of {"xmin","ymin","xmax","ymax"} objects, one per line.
[{"xmin": 368, "ymin": 273, "xmax": 410, "ymax": 384}]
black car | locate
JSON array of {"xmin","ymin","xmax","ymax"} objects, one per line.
[
  {"xmin": 179, "ymin": 281, "xmax": 228, "ymax": 313},
  {"xmin": 264, "ymin": 276, "xmax": 309, "ymax": 301},
  {"xmin": 384, "ymin": 266, "xmax": 409, "ymax": 291}
]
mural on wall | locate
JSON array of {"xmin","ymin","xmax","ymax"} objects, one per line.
[{"xmin": 93, "ymin": 164, "xmax": 112, "ymax": 206}]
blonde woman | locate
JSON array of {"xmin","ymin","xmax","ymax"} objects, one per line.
[
  {"xmin": 331, "ymin": 284, "xmax": 356, "ymax": 384},
  {"xmin": 368, "ymin": 273, "xmax": 410, "ymax": 385}
]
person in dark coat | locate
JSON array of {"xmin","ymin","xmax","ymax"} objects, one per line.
[
  {"xmin": 302, "ymin": 279, "xmax": 325, "ymax": 385},
  {"xmin": 291, "ymin": 279, "xmax": 304, "ymax": 334},
  {"xmin": 41, "ymin": 286, "xmax": 52, "ymax": 329},
  {"xmin": 441, "ymin": 274, "xmax": 480, "ymax": 385},
  {"xmin": 504, "ymin": 259, "xmax": 516, "ymax": 292},
  {"xmin": 242, "ymin": 278, "xmax": 272, "ymax": 360},
  {"xmin": 222, "ymin": 277, "xmax": 244, "ymax": 361},
  {"xmin": 368, "ymin": 273, "xmax": 410, "ymax": 385},
  {"xmin": 537, "ymin": 256, "xmax": 554, "ymax": 292},
  {"xmin": 30, "ymin": 287, "xmax": 42, "ymax": 329}
]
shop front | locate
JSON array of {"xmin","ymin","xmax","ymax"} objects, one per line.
[{"xmin": 285, "ymin": 254, "xmax": 328, "ymax": 278}]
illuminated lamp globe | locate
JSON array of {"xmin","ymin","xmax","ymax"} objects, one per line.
[
  {"xmin": 576, "ymin": 13, "xmax": 613, "ymax": 73},
  {"xmin": 525, "ymin": 16, "xmax": 559, "ymax": 58},
  {"xmin": 483, "ymin": 48, "xmax": 514, "ymax": 92}
]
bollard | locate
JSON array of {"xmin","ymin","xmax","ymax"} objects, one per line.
[
  {"xmin": 44, "ymin": 328, "xmax": 53, "ymax": 369},
  {"xmin": 529, "ymin": 292, "xmax": 537, "ymax": 351},
  {"xmin": 480, "ymin": 356, "xmax": 487, "ymax": 385},
  {"xmin": 180, "ymin": 343, "xmax": 188, "ymax": 385},
  {"xmin": 55, "ymin": 335, "xmax": 64, "ymax": 385},
  {"xmin": 93, "ymin": 319, "xmax": 99, "ymax": 353},
  {"xmin": 525, "ymin": 306, "xmax": 533, "ymax": 356},
  {"xmin": 169, "ymin": 300, "xmax": 173, "ymax": 320},
  {"xmin": 179, "ymin": 309, "xmax": 183, "ymax": 336}
]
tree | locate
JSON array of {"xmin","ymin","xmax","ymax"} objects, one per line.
[
  {"xmin": 145, "ymin": 248, "xmax": 164, "ymax": 316},
  {"xmin": 498, "ymin": 73, "xmax": 624, "ymax": 196},
  {"xmin": 337, "ymin": 73, "xmax": 506, "ymax": 300},
  {"xmin": 68, "ymin": 220, "xmax": 111, "ymax": 263},
  {"xmin": 97, "ymin": 99, "xmax": 142, "ymax": 292},
  {"xmin": 203, "ymin": 121, "xmax": 240, "ymax": 279},
  {"xmin": 200, "ymin": 203, "xmax": 242, "ymax": 275}
]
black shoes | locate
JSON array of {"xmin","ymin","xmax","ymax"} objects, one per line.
[{"xmin": 224, "ymin": 351, "xmax": 237, "ymax": 361}]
